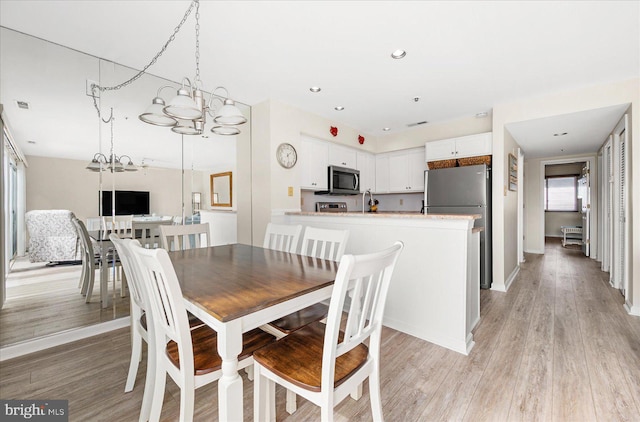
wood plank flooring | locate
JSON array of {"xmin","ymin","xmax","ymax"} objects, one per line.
[
  {"xmin": 0, "ymin": 258, "xmax": 129, "ymax": 346},
  {"xmin": 1, "ymin": 238, "xmax": 639, "ymax": 421}
]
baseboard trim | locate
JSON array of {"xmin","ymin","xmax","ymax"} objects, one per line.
[
  {"xmin": 504, "ymin": 265, "xmax": 520, "ymax": 291},
  {"xmin": 624, "ymin": 301, "xmax": 640, "ymax": 317},
  {"xmin": 524, "ymin": 248, "xmax": 545, "ymax": 254},
  {"xmin": 0, "ymin": 318, "xmax": 130, "ymax": 362},
  {"xmin": 492, "ymin": 265, "xmax": 520, "ymax": 293}
]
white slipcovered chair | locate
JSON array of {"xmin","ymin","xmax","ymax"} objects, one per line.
[{"xmin": 25, "ymin": 209, "xmax": 81, "ymax": 263}]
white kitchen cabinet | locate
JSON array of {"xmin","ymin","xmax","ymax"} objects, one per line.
[
  {"xmin": 300, "ymin": 136, "xmax": 328, "ymax": 190},
  {"xmin": 328, "ymin": 144, "xmax": 357, "ymax": 168},
  {"xmin": 425, "ymin": 132, "xmax": 492, "ymax": 161},
  {"xmin": 386, "ymin": 148, "xmax": 426, "ymax": 192},
  {"xmin": 375, "ymin": 154, "xmax": 389, "ymax": 193},
  {"xmin": 356, "ymin": 151, "xmax": 376, "ymax": 193}
]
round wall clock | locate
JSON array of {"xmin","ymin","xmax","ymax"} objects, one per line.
[{"xmin": 276, "ymin": 142, "xmax": 297, "ymax": 169}]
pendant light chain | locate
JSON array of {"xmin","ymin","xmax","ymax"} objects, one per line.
[
  {"xmin": 109, "ymin": 116, "xmax": 115, "ymax": 164},
  {"xmin": 90, "ymin": 0, "xmax": 199, "ymax": 118},
  {"xmin": 194, "ymin": 0, "xmax": 201, "ymax": 86}
]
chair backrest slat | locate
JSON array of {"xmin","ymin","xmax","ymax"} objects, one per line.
[
  {"xmin": 300, "ymin": 227, "xmax": 349, "ymax": 262},
  {"xmin": 160, "ymin": 223, "xmax": 210, "ymax": 251},
  {"xmin": 321, "ymin": 241, "xmax": 403, "ymax": 392},
  {"xmin": 263, "ymin": 223, "xmax": 302, "ymax": 253}
]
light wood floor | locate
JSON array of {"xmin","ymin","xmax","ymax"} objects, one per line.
[
  {"xmin": 1, "ymin": 238, "xmax": 639, "ymax": 421},
  {"xmin": 0, "ymin": 258, "xmax": 129, "ymax": 346}
]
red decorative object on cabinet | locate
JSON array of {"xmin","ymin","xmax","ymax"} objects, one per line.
[
  {"xmin": 358, "ymin": 135, "xmax": 365, "ymax": 144},
  {"xmin": 330, "ymin": 126, "xmax": 338, "ymax": 137}
]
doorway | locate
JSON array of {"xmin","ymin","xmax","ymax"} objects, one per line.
[{"xmin": 539, "ymin": 156, "xmax": 597, "ymax": 258}]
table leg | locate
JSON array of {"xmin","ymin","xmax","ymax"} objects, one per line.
[
  {"xmin": 100, "ymin": 258, "xmax": 108, "ymax": 309},
  {"xmin": 217, "ymin": 320, "xmax": 244, "ymax": 422}
]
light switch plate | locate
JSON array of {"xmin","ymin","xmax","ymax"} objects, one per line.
[{"xmin": 288, "ymin": 186, "xmax": 293, "ymax": 196}]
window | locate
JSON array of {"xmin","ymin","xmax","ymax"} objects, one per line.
[{"xmin": 544, "ymin": 176, "xmax": 578, "ymax": 211}]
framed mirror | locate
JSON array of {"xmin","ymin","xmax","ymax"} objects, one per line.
[{"xmin": 210, "ymin": 171, "xmax": 232, "ymax": 207}]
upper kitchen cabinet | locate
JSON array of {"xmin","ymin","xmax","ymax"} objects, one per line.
[
  {"xmin": 328, "ymin": 144, "xmax": 357, "ymax": 168},
  {"xmin": 377, "ymin": 147, "xmax": 426, "ymax": 193},
  {"xmin": 356, "ymin": 151, "xmax": 375, "ymax": 193},
  {"xmin": 425, "ymin": 132, "xmax": 492, "ymax": 161},
  {"xmin": 375, "ymin": 154, "xmax": 390, "ymax": 193},
  {"xmin": 300, "ymin": 136, "xmax": 329, "ymax": 190}
]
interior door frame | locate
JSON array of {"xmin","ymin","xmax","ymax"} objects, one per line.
[
  {"xmin": 538, "ymin": 155, "xmax": 597, "ymax": 257},
  {"xmin": 517, "ymin": 148, "xmax": 525, "ymax": 263},
  {"xmin": 600, "ymin": 136, "xmax": 613, "ymax": 274}
]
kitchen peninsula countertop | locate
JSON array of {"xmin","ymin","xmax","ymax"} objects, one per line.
[{"xmin": 286, "ymin": 211, "xmax": 481, "ymax": 220}]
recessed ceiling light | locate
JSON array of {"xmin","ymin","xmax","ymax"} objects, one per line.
[
  {"xmin": 310, "ymin": 86, "xmax": 321, "ymax": 93},
  {"xmin": 27, "ymin": 140, "xmax": 36, "ymax": 144},
  {"xmin": 553, "ymin": 132, "xmax": 568, "ymax": 136},
  {"xmin": 413, "ymin": 97, "xmax": 420, "ymax": 102},
  {"xmin": 383, "ymin": 127, "xmax": 391, "ymax": 132},
  {"xmin": 391, "ymin": 49, "xmax": 406, "ymax": 59},
  {"xmin": 475, "ymin": 112, "xmax": 488, "ymax": 118},
  {"xmin": 334, "ymin": 106, "xmax": 344, "ymax": 111}
]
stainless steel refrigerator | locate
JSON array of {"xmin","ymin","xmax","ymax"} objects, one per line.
[{"xmin": 425, "ymin": 164, "xmax": 492, "ymax": 289}]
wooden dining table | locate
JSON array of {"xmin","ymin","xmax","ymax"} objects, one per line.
[{"xmin": 168, "ymin": 243, "xmax": 338, "ymax": 421}]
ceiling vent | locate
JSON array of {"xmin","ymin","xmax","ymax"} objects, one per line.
[
  {"xmin": 407, "ymin": 120, "xmax": 428, "ymax": 127},
  {"xmin": 15, "ymin": 100, "xmax": 30, "ymax": 110}
]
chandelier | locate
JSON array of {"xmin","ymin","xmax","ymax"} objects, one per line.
[
  {"xmin": 89, "ymin": 0, "xmax": 245, "ymax": 137},
  {"xmin": 86, "ymin": 108, "xmax": 137, "ymax": 172}
]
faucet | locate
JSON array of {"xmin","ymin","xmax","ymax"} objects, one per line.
[{"xmin": 362, "ymin": 189, "xmax": 374, "ymax": 213}]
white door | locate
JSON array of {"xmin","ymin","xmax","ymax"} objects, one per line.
[
  {"xmin": 618, "ymin": 121, "xmax": 628, "ymax": 297},
  {"xmin": 611, "ymin": 114, "xmax": 628, "ymax": 294}
]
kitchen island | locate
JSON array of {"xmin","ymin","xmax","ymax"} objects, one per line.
[{"xmin": 279, "ymin": 211, "xmax": 481, "ymax": 355}]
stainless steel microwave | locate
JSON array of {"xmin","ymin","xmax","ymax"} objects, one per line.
[{"xmin": 315, "ymin": 165, "xmax": 360, "ymax": 195}]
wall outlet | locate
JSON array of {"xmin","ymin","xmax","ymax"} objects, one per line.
[
  {"xmin": 288, "ymin": 186, "xmax": 293, "ymax": 196},
  {"xmin": 400, "ymin": 199, "xmax": 404, "ymax": 206}
]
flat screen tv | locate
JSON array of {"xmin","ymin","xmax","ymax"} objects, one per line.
[{"xmin": 100, "ymin": 190, "xmax": 150, "ymax": 216}]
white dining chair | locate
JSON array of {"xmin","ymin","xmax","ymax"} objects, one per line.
[
  {"xmin": 262, "ymin": 223, "xmax": 302, "ymax": 253},
  {"xmin": 129, "ymin": 243, "xmax": 275, "ymax": 422},
  {"xmin": 102, "ymin": 215, "xmax": 134, "ymax": 238},
  {"xmin": 73, "ymin": 217, "xmax": 121, "ymax": 303},
  {"xmin": 299, "ymin": 226, "xmax": 350, "ymax": 261},
  {"xmin": 254, "ymin": 241, "xmax": 404, "ymax": 422},
  {"xmin": 267, "ymin": 226, "xmax": 350, "ymax": 335},
  {"xmin": 160, "ymin": 223, "xmax": 210, "ymax": 251},
  {"xmin": 109, "ymin": 235, "xmax": 154, "ymax": 422},
  {"xmin": 262, "ymin": 225, "xmax": 349, "ymax": 414}
]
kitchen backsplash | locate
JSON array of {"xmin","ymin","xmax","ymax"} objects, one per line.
[{"xmin": 301, "ymin": 190, "xmax": 423, "ymax": 213}]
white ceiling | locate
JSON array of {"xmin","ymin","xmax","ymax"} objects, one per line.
[{"xmin": 1, "ymin": 0, "xmax": 638, "ymax": 164}]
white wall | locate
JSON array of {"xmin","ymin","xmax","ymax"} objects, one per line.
[
  {"xmin": 25, "ymin": 155, "xmax": 205, "ymax": 227},
  {"xmin": 494, "ymin": 78, "xmax": 639, "ymax": 313}
]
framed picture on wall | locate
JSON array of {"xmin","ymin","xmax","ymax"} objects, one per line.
[{"xmin": 508, "ymin": 153, "xmax": 518, "ymax": 191}]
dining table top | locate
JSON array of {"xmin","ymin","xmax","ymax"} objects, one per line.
[{"xmin": 168, "ymin": 243, "xmax": 339, "ymax": 323}]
